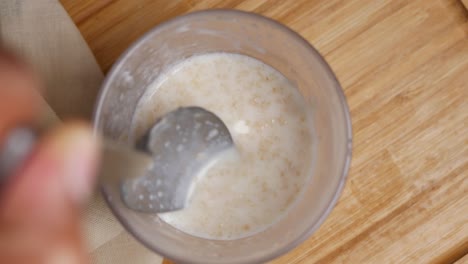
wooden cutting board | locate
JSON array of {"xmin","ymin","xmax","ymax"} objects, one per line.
[
  {"xmin": 0, "ymin": 1, "xmax": 163, "ymax": 263},
  {"xmin": 60, "ymin": 0, "xmax": 468, "ymax": 263},
  {"xmin": 462, "ymin": 0, "xmax": 468, "ymax": 10}
]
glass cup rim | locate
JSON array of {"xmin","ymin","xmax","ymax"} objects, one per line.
[{"xmin": 93, "ymin": 9, "xmax": 353, "ymax": 264}]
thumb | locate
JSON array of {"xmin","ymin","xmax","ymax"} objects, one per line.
[{"xmin": 0, "ymin": 122, "xmax": 100, "ymax": 264}]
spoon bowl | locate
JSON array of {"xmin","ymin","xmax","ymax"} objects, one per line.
[{"xmin": 121, "ymin": 106, "xmax": 234, "ymax": 213}]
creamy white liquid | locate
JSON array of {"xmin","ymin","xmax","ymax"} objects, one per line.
[{"xmin": 132, "ymin": 53, "xmax": 314, "ymax": 240}]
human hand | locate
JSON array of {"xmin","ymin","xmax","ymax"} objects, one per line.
[{"xmin": 0, "ymin": 50, "xmax": 100, "ymax": 263}]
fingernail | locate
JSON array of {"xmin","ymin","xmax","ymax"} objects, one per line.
[{"xmin": 52, "ymin": 123, "xmax": 100, "ymax": 204}]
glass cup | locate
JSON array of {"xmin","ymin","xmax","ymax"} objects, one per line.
[{"xmin": 94, "ymin": 9, "xmax": 352, "ymax": 264}]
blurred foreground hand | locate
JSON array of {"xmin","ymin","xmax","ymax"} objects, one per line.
[{"xmin": 0, "ymin": 50, "xmax": 100, "ymax": 263}]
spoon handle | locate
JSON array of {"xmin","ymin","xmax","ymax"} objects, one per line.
[
  {"xmin": 0, "ymin": 127, "xmax": 37, "ymax": 185},
  {"xmin": 0, "ymin": 127, "xmax": 153, "ymax": 187}
]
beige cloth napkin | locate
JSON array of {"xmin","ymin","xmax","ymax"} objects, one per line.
[{"xmin": 0, "ymin": 0, "xmax": 162, "ymax": 263}]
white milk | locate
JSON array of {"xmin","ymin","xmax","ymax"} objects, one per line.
[{"xmin": 132, "ymin": 53, "xmax": 314, "ymax": 240}]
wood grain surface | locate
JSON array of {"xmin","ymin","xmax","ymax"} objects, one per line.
[
  {"xmin": 462, "ymin": 0, "xmax": 468, "ymax": 10},
  {"xmin": 60, "ymin": 0, "xmax": 468, "ymax": 263}
]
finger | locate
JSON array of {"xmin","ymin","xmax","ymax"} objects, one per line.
[
  {"xmin": 0, "ymin": 122, "xmax": 100, "ymax": 264},
  {"xmin": 0, "ymin": 50, "xmax": 41, "ymax": 141}
]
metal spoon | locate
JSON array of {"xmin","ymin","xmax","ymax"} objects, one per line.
[
  {"xmin": 120, "ymin": 106, "xmax": 233, "ymax": 213},
  {"xmin": 0, "ymin": 107, "xmax": 233, "ymax": 214}
]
